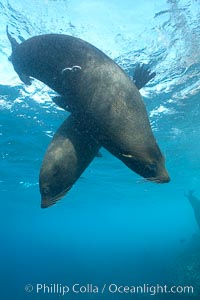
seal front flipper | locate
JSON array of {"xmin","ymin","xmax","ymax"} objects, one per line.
[
  {"xmin": 132, "ymin": 63, "xmax": 156, "ymax": 90},
  {"xmin": 52, "ymin": 96, "xmax": 72, "ymax": 112},
  {"xmin": 39, "ymin": 115, "xmax": 101, "ymax": 208}
]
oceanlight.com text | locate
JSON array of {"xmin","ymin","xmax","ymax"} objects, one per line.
[{"xmin": 25, "ymin": 282, "xmax": 194, "ymax": 296}]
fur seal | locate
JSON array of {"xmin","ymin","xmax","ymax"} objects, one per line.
[
  {"xmin": 40, "ymin": 115, "xmax": 100, "ymax": 208},
  {"xmin": 7, "ymin": 28, "xmax": 170, "ymax": 208},
  {"xmin": 40, "ymin": 66, "xmax": 156, "ymax": 208},
  {"xmin": 185, "ymin": 190, "xmax": 200, "ymax": 230}
]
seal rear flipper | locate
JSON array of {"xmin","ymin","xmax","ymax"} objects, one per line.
[
  {"xmin": 132, "ymin": 63, "xmax": 156, "ymax": 90},
  {"xmin": 6, "ymin": 26, "xmax": 19, "ymax": 52},
  {"xmin": 39, "ymin": 114, "xmax": 101, "ymax": 208},
  {"xmin": 6, "ymin": 27, "xmax": 32, "ymax": 85}
]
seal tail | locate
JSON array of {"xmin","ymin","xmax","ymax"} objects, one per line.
[{"xmin": 6, "ymin": 25, "xmax": 19, "ymax": 52}]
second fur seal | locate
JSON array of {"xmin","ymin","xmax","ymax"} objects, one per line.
[
  {"xmin": 7, "ymin": 29, "xmax": 170, "ymax": 208},
  {"xmin": 185, "ymin": 190, "xmax": 200, "ymax": 230}
]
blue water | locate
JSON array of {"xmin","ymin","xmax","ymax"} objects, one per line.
[{"xmin": 1, "ymin": 0, "xmax": 200, "ymax": 299}]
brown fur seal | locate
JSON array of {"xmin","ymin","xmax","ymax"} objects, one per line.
[
  {"xmin": 7, "ymin": 28, "xmax": 170, "ymax": 208},
  {"xmin": 39, "ymin": 66, "xmax": 156, "ymax": 208},
  {"xmin": 185, "ymin": 190, "xmax": 200, "ymax": 230},
  {"xmin": 39, "ymin": 115, "xmax": 100, "ymax": 208}
]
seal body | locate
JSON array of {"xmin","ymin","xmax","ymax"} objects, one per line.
[
  {"xmin": 40, "ymin": 115, "xmax": 100, "ymax": 208},
  {"xmin": 8, "ymin": 32, "xmax": 170, "ymax": 207}
]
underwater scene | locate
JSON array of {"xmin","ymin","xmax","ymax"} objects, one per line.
[{"xmin": 1, "ymin": 0, "xmax": 200, "ymax": 299}]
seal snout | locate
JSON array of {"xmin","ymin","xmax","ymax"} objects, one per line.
[
  {"xmin": 156, "ymin": 174, "xmax": 170, "ymax": 184},
  {"xmin": 40, "ymin": 185, "xmax": 72, "ymax": 209},
  {"xmin": 156, "ymin": 166, "xmax": 170, "ymax": 183},
  {"xmin": 41, "ymin": 194, "xmax": 63, "ymax": 209},
  {"xmin": 148, "ymin": 172, "xmax": 170, "ymax": 184},
  {"xmin": 160, "ymin": 174, "xmax": 170, "ymax": 183}
]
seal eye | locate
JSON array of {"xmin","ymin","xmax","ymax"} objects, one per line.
[
  {"xmin": 43, "ymin": 186, "xmax": 50, "ymax": 195},
  {"xmin": 146, "ymin": 163, "xmax": 157, "ymax": 174}
]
